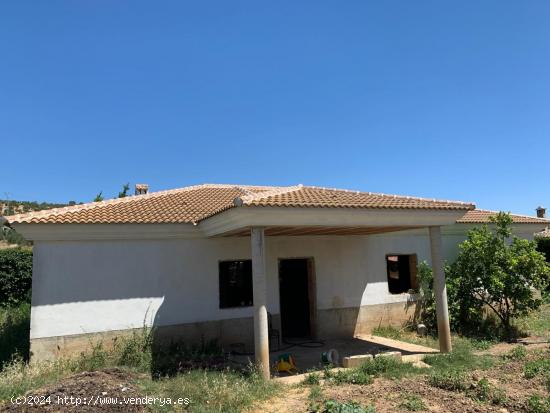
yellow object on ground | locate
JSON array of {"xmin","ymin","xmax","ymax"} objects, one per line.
[{"xmin": 275, "ymin": 353, "xmax": 297, "ymax": 374}]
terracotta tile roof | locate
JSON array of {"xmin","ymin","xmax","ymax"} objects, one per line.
[
  {"xmin": 457, "ymin": 210, "xmax": 550, "ymax": 224},
  {"xmin": 5, "ymin": 184, "xmax": 475, "ymax": 225}
]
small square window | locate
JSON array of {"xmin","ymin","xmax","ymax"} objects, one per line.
[
  {"xmin": 386, "ymin": 254, "xmax": 418, "ymax": 294},
  {"xmin": 219, "ymin": 260, "xmax": 253, "ymax": 308}
]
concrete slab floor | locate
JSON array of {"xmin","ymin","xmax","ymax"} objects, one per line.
[{"xmin": 230, "ymin": 335, "xmax": 438, "ymax": 377}]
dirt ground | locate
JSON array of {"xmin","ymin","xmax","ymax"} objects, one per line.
[
  {"xmin": 0, "ymin": 369, "xmax": 148, "ymax": 412},
  {"xmin": 254, "ymin": 343, "xmax": 550, "ymax": 413}
]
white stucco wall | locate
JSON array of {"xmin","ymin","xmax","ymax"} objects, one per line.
[{"xmin": 30, "ymin": 224, "xmax": 539, "ymax": 340}]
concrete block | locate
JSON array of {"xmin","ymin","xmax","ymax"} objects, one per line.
[
  {"xmin": 374, "ymin": 351, "xmax": 402, "ymax": 361},
  {"xmin": 342, "ymin": 354, "xmax": 374, "ymax": 368}
]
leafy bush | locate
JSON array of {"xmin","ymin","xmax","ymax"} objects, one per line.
[
  {"xmin": 324, "ymin": 367, "xmax": 373, "ymax": 385},
  {"xmin": 0, "ymin": 248, "xmax": 32, "ymax": 307},
  {"xmin": 303, "ymin": 371, "xmax": 322, "ymax": 385},
  {"xmin": 503, "ymin": 345, "xmax": 527, "ymax": 360},
  {"xmin": 524, "ymin": 358, "xmax": 550, "ymax": 379},
  {"xmin": 428, "ymin": 370, "xmax": 468, "ymax": 391},
  {"xmin": 399, "ymin": 393, "xmax": 426, "ymax": 411},
  {"xmin": 537, "ymin": 237, "xmax": 550, "ymax": 264},
  {"xmin": 446, "ymin": 213, "xmax": 550, "ymax": 338},
  {"xmin": 0, "ymin": 303, "xmax": 31, "ymax": 368},
  {"xmin": 322, "ymin": 399, "xmax": 375, "ymax": 413},
  {"xmin": 527, "ymin": 394, "xmax": 550, "ymax": 413},
  {"xmin": 467, "ymin": 378, "xmax": 507, "ymax": 405}
]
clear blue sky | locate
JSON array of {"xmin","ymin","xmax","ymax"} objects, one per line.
[{"xmin": 1, "ymin": 1, "xmax": 549, "ymax": 215}]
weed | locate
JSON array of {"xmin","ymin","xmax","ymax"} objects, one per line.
[
  {"xmin": 324, "ymin": 368, "xmax": 373, "ymax": 385},
  {"xmin": 399, "ymin": 393, "xmax": 426, "ymax": 411},
  {"xmin": 358, "ymin": 357, "xmax": 419, "ymax": 380},
  {"xmin": 428, "ymin": 370, "xmax": 468, "ymax": 391},
  {"xmin": 308, "ymin": 384, "xmax": 324, "ymax": 412},
  {"xmin": 525, "ymin": 358, "xmax": 550, "ymax": 379},
  {"xmin": 424, "ymin": 340, "xmax": 493, "ymax": 372},
  {"xmin": 467, "ymin": 378, "xmax": 507, "ymax": 405},
  {"xmin": 303, "ymin": 371, "xmax": 322, "ymax": 385},
  {"xmin": 323, "ymin": 399, "xmax": 375, "ymax": 413},
  {"xmin": 526, "ymin": 394, "xmax": 550, "ymax": 413},
  {"xmin": 503, "ymin": 345, "xmax": 527, "ymax": 360}
]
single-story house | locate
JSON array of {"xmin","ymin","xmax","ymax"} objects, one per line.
[{"xmin": 6, "ymin": 184, "xmax": 549, "ymax": 377}]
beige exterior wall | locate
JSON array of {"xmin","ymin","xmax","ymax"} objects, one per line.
[{"xmin": 30, "ymin": 301, "xmax": 417, "ymax": 361}]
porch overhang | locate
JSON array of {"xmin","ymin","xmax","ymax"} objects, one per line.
[{"xmin": 199, "ymin": 206, "xmax": 470, "ymax": 237}]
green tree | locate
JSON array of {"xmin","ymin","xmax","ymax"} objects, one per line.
[
  {"xmin": 118, "ymin": 183, "xmax": 130, "ymax": 198},
  {"xmin": 447, "ymin": 212, "xmax": 550, "ymax": 337},
  {"xmin": 94, "ymin": 191, "xmax": 104, "ymax": 202}
]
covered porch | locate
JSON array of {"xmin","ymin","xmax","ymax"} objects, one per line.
[{"xmin": 202, "ymin": 206, "xmax": 462, "ymax": 379}]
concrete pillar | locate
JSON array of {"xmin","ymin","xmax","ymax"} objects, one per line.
[
  {"xmin": 429, "ymin": 226, "xmax": 452, "ymax": 353},
  {"xmin": 251, "ymin": 227, "xmax": 270, "ymax": 379}
]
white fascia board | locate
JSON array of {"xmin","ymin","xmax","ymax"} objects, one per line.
[
  {"xmin": 199, "ymin": 206, "xmax": 470, "ymax": 237},
  {"xmin": 443, "ymin": 223, "xmax": 549, "ymax": 236},
  {"xmin": 11, "ymin": 223, "xmax": 204, "ymax": 241}
]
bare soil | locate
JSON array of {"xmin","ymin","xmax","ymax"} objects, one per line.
[
  {"xmin": 254, "ymin": 346, "xmax": 550, "ymax": 413},
  {"xmin": 1, "ymin": 369, "xmax": 147, "ymax": 412}
]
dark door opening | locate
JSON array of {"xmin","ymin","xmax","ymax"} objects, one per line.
[{"xmin": 278, "ymin": 258, "xmax": 314, "ymax": 339}]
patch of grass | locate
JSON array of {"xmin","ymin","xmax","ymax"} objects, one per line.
[
  {"xmin": 308, "ymin": 384, "xmax": 324, "ymax": 412},
  {"xmin": 526, "ymin": 394, "xmax": 550, "ymax": 413},
  {"xmin": 303, "ymin": 371, "xmax": 322, "ymax": 385},
  {"xmin": 324, "ymin": 367, "xmax": 373, "ymax": 385},
  {"xmin": 524, "ymin": 357, "xmax": 550, "ymax": 379},
  {"xmin": 467, "ymin": 378, "xmax": 507, "ymax": 405},
  {"xmin": 428, "ymin": 370, "xmax": 468, "ymax": 391},
  {"xmin": 137, "ymin": 368, "xmax": 280, "ymax": 413},
  {"xmin": 515, "ymin": 304, "xmax": 550, "ymax": 338},
  {"xmin": 358, "ymin": 356, "xmax": 419, "ymax": 380},
  {"xmin": 322, "ymin": 399, "xmax": 375, "ymax": 413},
  {"xmin": 424, "ymin": 340, "xmax": 494, "ymax": 372},
  {"xmin": 502, "ymin": 345, "xmax": 527, "ymax": 361},
  {"xmin": 0, "ymin": 303, "xmax": 31, "ymax": 369},
  {"xmin": 398, "ymin": 393, "xmax": 426, "ymax": 411}
]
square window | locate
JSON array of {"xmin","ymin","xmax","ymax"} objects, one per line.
[
  {"xmin": 219, "ymin": 260, "xmax": 253, "ymax": 308},
  {"xmin": 386, "ymin": 254, "xmax": 418, "ymax": 294}
]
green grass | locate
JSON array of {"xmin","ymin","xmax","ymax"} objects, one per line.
[
  {"xmin": 526, "ymin": 394, "xmax": 550, "ymax": 413},
  {"xmin": 0, "ymin": 326, "xmax": 281, "ymax": 413},
  {"xmin": 466, "ymin": 378, "xmax": 507, "ymax": 405},
  {"xmin": 515, "ymin": 304, "xmax": 550, "ymax": 338},
  {"xmin": 0, "ymin": 303, "xmax": 30, "ymax": 369},
  {"xmin": 423, "ymin": 340, "xmax": 494, "ymax": 372},
  {"xmin": 399, "ymin": 393, "xmax": 426, "ymax": 411},
  {"xmin": 428, "ymin": 369, "xmax": 468, "ymax": 391},
  {"xmin": 524, "ymin": 357, "xmax": 550, "ymax": 379},
  {"xmin": 502, "ymin": 345, "xmax": 527, "ymax": 361},
  {"xmin": 322, "ymin": 399, "xmax": 375, "ymax": 413},
  {"xmin": 137, "ymin": 369, "xmax": 280, "ymax": 413}
]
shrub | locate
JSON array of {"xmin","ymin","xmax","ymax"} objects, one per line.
[
  {"xmin": 503, "ymin": 345, "xmax": 527, "ymax": 360},
  {"xmin": 323, "ymin": 399, "xmax": 375, "ymax": 413},
  {"xmin": 0, "ymin": 303, "xmax": 31, "ymax": 368},
  {"xmin": 446, "ymin": 213, "xmax": 550, "ymax": 338},
  {"xmin": 468, "ymin": 378, "xmax": 507, "ymax": 405},
  {"xmin": 526, "ymin": 394, "xmax": 550, "ymax": 413},
  {"xmin": 303, "ymin": 371, "xmax": 321, "ymax": 385},
  {"xmin": 428, "ymin": 370, "xmax": 468, "ymax": 391},
  {"xmin": 0, "ymin": 248, "xmax": 32, "ymax": 307},
  {"xmin": 399, "ymin": 393, "xmax": 426, "ymax": 411},
  {"xmin": 324, "ymin": 367, "xmax": 373, "ymax": 385},
  {"xmin": 524, "ymin": 358, "xmax": 550, "ymax": 379}
]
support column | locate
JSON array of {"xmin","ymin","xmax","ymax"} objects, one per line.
[
  {"xmin": 251, "ymin": 227, "xmax": 270, "ymax": 379},
  {"xmin": 429, "ymin": 226, "xmax": 452, "ymax": 353}
]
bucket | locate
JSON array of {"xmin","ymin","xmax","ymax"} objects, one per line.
[{"xmin": 321, "ymin": 349, "xmax": 339, "ymax": 365}]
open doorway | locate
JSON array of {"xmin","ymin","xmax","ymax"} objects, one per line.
[{"xmin": 278, "ymin": 258, "xmax": 316, "ymax": 339}]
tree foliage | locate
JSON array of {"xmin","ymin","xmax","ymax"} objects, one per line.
[
  {"xmin": 0, "ymin": 248, "xmax": 33, "ymax": 307},
  {"xmin": 118, "ymin": 183, "xmax": 130, "ymax": 198},
  {"xmin": 418, "ymin": 213, "xmax": 550, "ymax": 338},
  {"xmin": 93, "ymin": 191, "xmax": 104, "ymax": 202}
]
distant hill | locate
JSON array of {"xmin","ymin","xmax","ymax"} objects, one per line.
[
  {"xmin": 1, "ymin": 199, "xmax": 74, "ymax": 246},
  {"xmin": 0, "ymin": 200, "xmax": 70, "ymax": 217}
]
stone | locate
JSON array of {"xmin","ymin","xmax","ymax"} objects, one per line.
[
  {"xmin": 374, "ymin": 351, "xmax": 402, "ymax": 361},
  {"xmin": 342, "ymin": 354, "xmax": 374, "ymax": 368}
]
